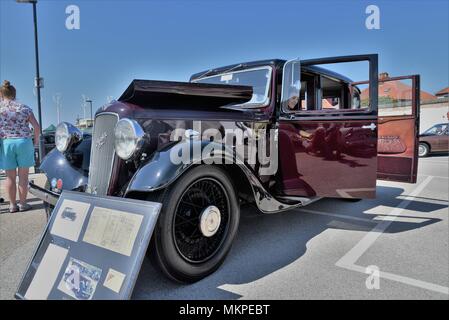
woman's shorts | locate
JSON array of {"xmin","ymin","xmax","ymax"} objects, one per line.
[{"xmin": 0, "ymin": 138, "xmax": 35, "ymax": 170}]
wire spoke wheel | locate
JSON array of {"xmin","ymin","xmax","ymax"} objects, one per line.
[
  {"xmin": 173, "ymin": 177, "xmax": 230, "ymax": 263},
  {"xmin": 148, "ymin": 166, "xmax": 239, "ymax": 283}
]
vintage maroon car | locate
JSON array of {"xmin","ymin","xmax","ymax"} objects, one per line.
[
  {"xmin": 29, "ymin": 55, "xmax": 420, "ymax": 282},
  {"xmin": 419, "ymin": 123, "xmax": 449, "ymax": 157}
]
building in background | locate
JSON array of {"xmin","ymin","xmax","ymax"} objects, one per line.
[
  {"xmin": 75, "ymin": 117, "xmax": 94, "ymax": 129},
  {"xmin": 359, "ymin": 73, "xmax": 447, "ymax": 133},
  {"xmin": 435, "ymin": 87, "xmax": 449, "ymax": 99},
  {"xmin": 361, "ymin": 72, "xmax": 437, "ymax": 102}
]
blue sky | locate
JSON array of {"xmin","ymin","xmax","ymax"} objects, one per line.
[{"xmin": 1, "ymin": 0, "xmax": 448, "ymax": 128}]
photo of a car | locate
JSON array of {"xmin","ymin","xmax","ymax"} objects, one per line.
[
  {"xmin": 419, "ymin": 123, "xmax": 449, "ymax": 157},
  {"xmin": 60, "ymin": 207, "xmax": 77, "ymax": 221}
]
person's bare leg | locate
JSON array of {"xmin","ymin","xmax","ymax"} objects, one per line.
[
  {"xmin": 5, "ymin": 169, "xmax": 17, "ymax": 207},
  {"xmin": 18, "ymin": 167, "xmax": 30, "ymax": 205}
]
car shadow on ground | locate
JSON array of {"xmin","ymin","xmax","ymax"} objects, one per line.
[{"xmin": 132, "ymin": 185, "xmax": 446, "ymax": 299}]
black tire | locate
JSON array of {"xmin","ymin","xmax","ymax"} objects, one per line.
[
  {"xmin": 419, "ymin": 143, "xmax": 430, "ymax": 157},
  {"xmin": 147, "ymin": 165, "xmax": 240, "ymax": 283},
  {"xmin": 44, "ymin": 202, "xmax": 54, "ymax": 220}
]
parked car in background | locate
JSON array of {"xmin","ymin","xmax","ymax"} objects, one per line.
[
  {"xmin": 419, "ymin": 123, "xmax": 449, "ymax": 157},
  {"xmin": 33, "ymin": 131, "xmax": 55, "ymax": 169}
]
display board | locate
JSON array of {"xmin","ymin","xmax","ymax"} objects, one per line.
[{"xmin": 15, "ymin": 191, "xmax": 161, "ymax": 300}]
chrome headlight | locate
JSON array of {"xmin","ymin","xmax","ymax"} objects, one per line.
[
  {"xmin": 114, "ymin": 118, "xmax": 145, "ymax": 160},
  {"xmin": 55, "ymin": 122, "xmax": 83, "ymax": 152}
]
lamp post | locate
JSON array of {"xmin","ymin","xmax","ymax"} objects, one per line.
[
  {"xmin": 85, "ymin": 99, "xmax": 93, "ymax": 127},
  {"xmin": 16, "ymin": 0, "xmax": 45, "ymax": 164}
]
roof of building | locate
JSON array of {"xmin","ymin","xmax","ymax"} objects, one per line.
[
  {"xmin": 435, "ymin": 86, "xmax": 449, "ymax": 96},
  {"xmin": 361, "ymin": 72, "xmax": 436, "ymax": 101}
]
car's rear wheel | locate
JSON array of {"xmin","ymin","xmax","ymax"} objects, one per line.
[
  {"xmin": 147, "ymin": 166, "xmax": 240, "ymax": 283},
  {"xmin": 419, "ymin": 143, "xmax": 430, "ymax": 157}
]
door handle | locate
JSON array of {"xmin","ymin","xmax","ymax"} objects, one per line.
[{"xmin": 362, "ymin": 123, "xmax": 377, "ymax": 131}]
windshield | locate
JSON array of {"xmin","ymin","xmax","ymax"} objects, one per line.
[
  {"xmin": 192, "ymin": 66, "xmax": 272, "ymax": 107},
  {"xmin": 425, "ymin": 124, "xmax": 448, "ymax": 135}
]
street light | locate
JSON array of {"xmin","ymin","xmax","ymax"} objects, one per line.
[
  {"xmin": 86, "ymin": 99, "xmax": 94, "ymax": 126},
  {"xmin": 85, "ymin": 99, "xmax": 93, "ymax": 122},
  {"xmin": 16, "ymin": 0, "xmax": 45, "ymax": 165}
]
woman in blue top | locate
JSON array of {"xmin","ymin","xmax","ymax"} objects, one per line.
[{"xmin": 0, "ymin": 80, "xmax": 40, "ymax": 212}]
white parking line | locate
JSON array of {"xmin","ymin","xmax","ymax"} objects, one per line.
[
  {"xmin": 336, "ymin": 176, "xmax": 449, "ymax": 295},
  {"xmin": 431, "ymin": 175, "xmax": 449, "ymax": 179},
  {"xmin": 296, "ymin": 208, "xmax": 377, "ymax": 224},
  {"xmin": 420, "ymin": 161, "xmax": 448, "ymax": 165},
  {"xmin": 396, "ymin": 196, "xmax": 448, "ymax": 204},
  {"xmin": 419, "ymin": 159, "xmax": 449, "ymax": 164},
  {"xmin": 372, "ymin": 215, "xmax": 429, "ymax": 223},
  {"xmin": 338, "ymin": 263, "xmax": 449, "ymax": 295}
]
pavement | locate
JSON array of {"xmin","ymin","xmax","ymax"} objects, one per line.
[{"xmin": 0, "ymin": 156, "xmax": 448, "ymax": 300}]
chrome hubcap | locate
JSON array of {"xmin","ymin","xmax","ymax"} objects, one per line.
[
  {"xmin": 419, "ymin": 145, "xmax": 425, "ymax": 156},
  {"xmin": 199, "ymin": 205, "xmax": 221, "ymax": 237}
]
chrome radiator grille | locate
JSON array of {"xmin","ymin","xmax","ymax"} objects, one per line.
[{"xmin": 87, "ymin": 113, "xmax": 118, "ymax": 196}]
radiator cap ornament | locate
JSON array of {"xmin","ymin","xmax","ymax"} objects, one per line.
[{"xmin": 95, "ymin": 132, "xmax": 108, "ymax": 149}]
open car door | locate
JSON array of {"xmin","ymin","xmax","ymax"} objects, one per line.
[
  {"xmin": 278, "ymin": 55, "xmax": 380, "ymax": 199},
  {"xmin": 375, "ymin": 75, "xmax": 420, "ymax": 183},
  {"xmin": 351, "ymin": 75, "xmax": 420, "ymax": 183}
]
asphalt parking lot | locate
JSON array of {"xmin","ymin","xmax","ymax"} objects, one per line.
[{"xmin": 1, "ymin": 155, "xmax": 448, "ymax": 300}]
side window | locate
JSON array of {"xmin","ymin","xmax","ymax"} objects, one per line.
[
  {"xmin": 425, "ymin": 124, "xmax": 447, "ymax": 135},
  {"xmin": 321, "ymin": 76, "xmax": 345, "ymax": 110},
  {"xmin": 425, "ymin": 126, "xmax": 437, "ymax": 134},
  {"xmin": 299, "ymin": 81, "xmax": 307, "ymax": 110},
  {"xmin": 377, "ymin": 77, "xmax": 414, "ymax": 117},
  {"xmin": 292, "ymin": 74, "xmax": 356, "ymax": 112},
  {"xmin": 298, "ymin": 73, "xmax": 315, "ymax": 111},
  {"xmin": 436, "ymin": 124, "xmax": 448, "ymax": 135},
  {"xmin": 281, "ymin": 57, "xmax": 377, "ymax": 115},
  {"xmin": 282, "ymin": 66, "xmax": 369, "ymax": 113}
]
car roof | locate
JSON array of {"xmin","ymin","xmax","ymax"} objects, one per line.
[
  {"xmin": 302, "ymin": 65, "xmax": 354, "ymax": 83},
  {"xmin": 430, "ymin": 123, "xmax": 448, "ymax": 127},
  {"xmin": 190, "ymin": 59, "xmax": 353, "ymax": 83},
  {"xmin": 190, "ymin": 59, "xmax": 286, "ymax": 81}
]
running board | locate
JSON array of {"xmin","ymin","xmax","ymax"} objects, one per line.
[
  {"xmin": 276, "ymin": 196, "xmax": 322, "ymax": 207},
  {"xmin": 257, "ymin": 195, "xmax": 322, "ymax": 214}
]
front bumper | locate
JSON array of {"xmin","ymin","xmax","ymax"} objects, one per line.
[{"xmin": 28, "ymin": 181, "xmax": 60, "ymax": 206}]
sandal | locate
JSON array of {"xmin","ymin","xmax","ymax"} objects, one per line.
[
  {"xmin": 9, "ymin": 205, "xmax": 18, "ymax": 213},
  {"xmin": 18, "ymin": 203, "xmax": 32, "ymax": 212}
]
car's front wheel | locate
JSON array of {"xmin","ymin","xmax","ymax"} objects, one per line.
[
  {"xmin": 147, "ymin": 166, "xmax": 240, "ymax": 283},
  {"xmin": 419, "ymin": 143, "xmax": 430, "ymax": 157}
]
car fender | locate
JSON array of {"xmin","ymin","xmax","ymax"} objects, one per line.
[
  {"xmin": 125, "ymin": 140, "xmax": 302, "ymax": 213},
  {"xmin": 39, "ymin": 148, "xmax": 88, "ymax": 191}
]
